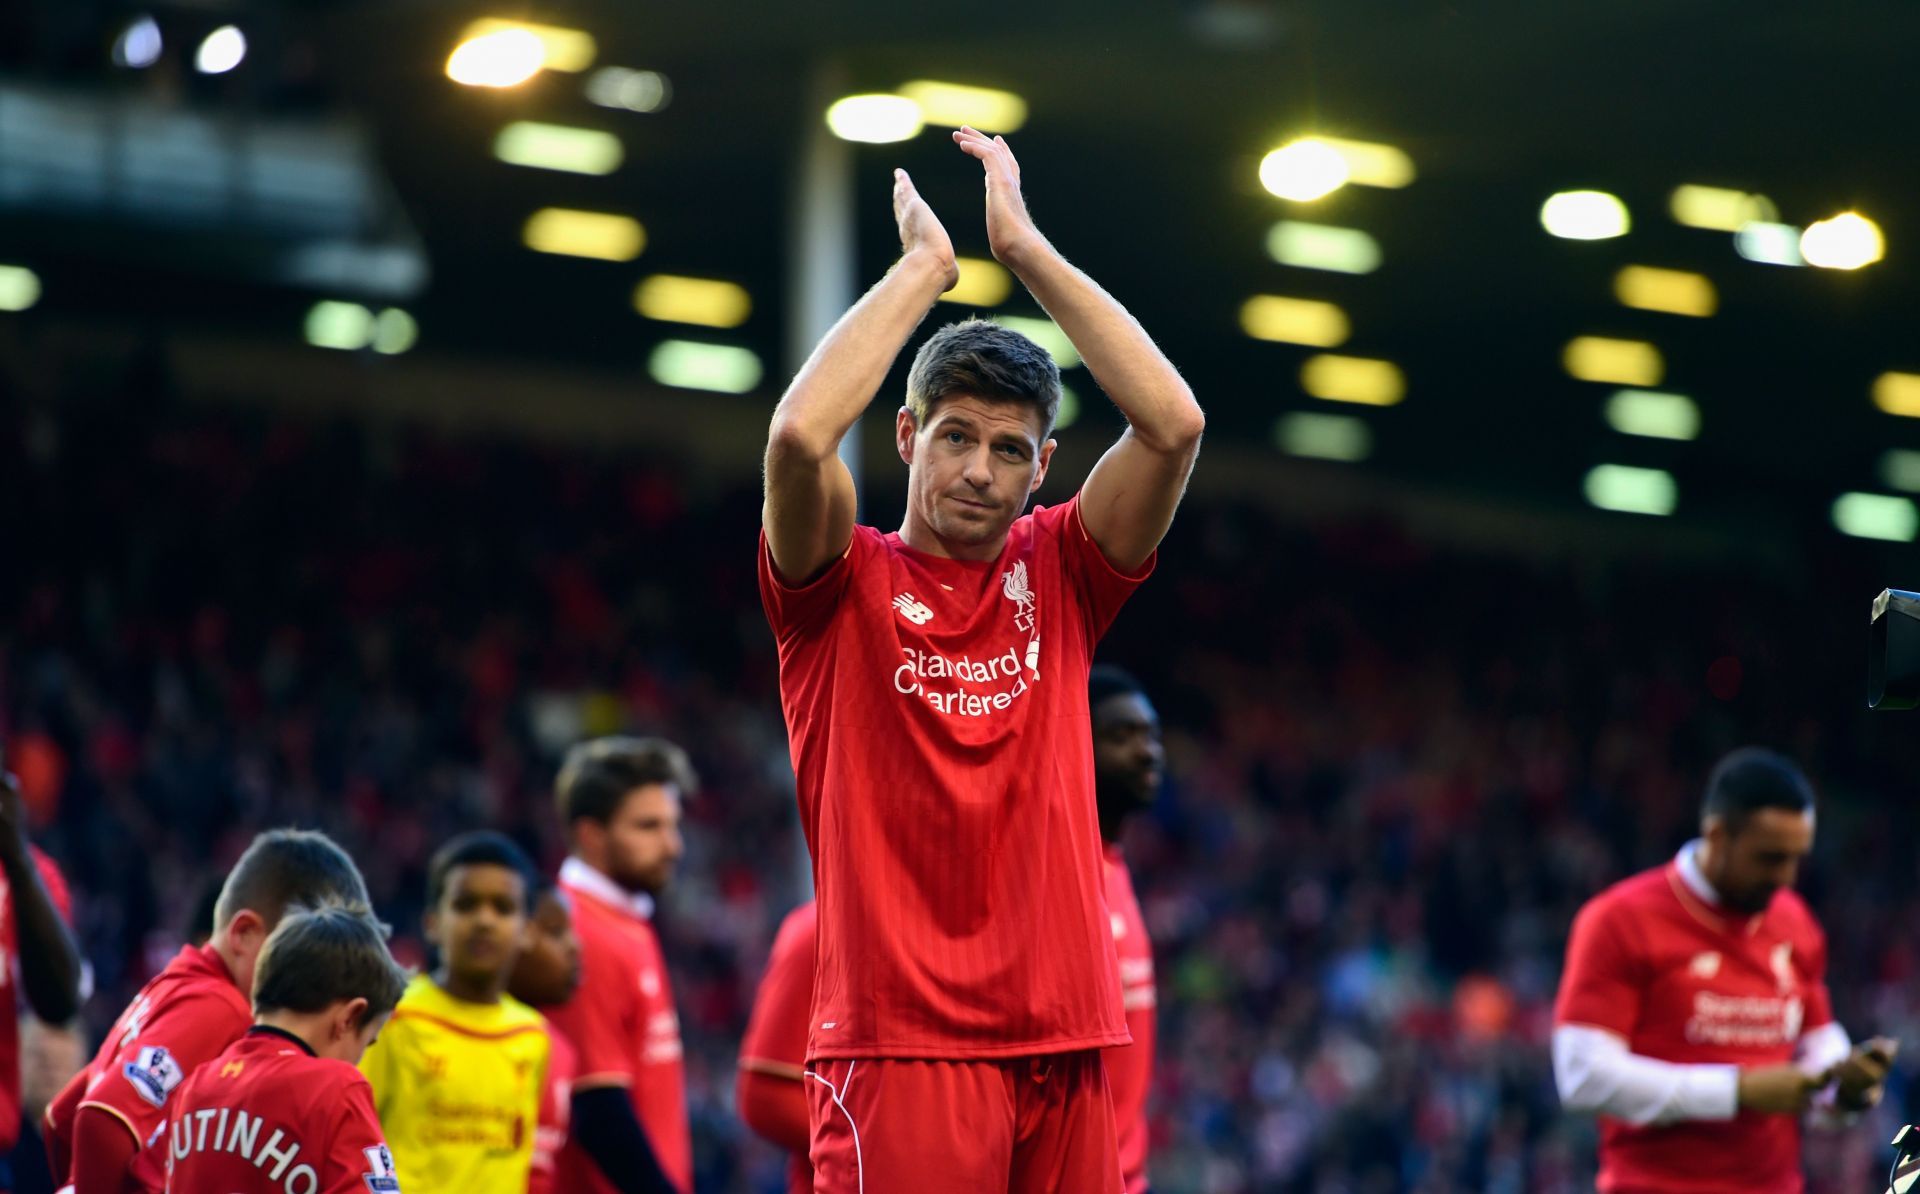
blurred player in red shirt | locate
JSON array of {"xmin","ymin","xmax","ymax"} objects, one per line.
[
  {"xmin": 541, "ymin": 738, "xmax": 693, "ymax": 1194},
  {"xmin": 46, "ymin": 828, "xmax": 372, "ymax": 1194},
  {"xmin": 1554, "ymin": 748, "xmax": 1895, "ymax": 1193},
  {"xmin": 1088, "ymin": 666, "xmax": 1162, "ymax": 1194},
  {"xmin": 0, "ymin": 751, "xmax": 83, "ymax": 1193},
  {"xmin": 760, "ymin": 127, "xmax": 1202, "ymax": 1194},
  {"xmin": 736, "ymin": 901, "xmax": 816, "ymax": 1194},
  {"xmin": 508, "ymin": 875, "xmax": 584, "ymax": 1194},
  {"xmin": 160, "ymin": 904, "xmax": 407, "ymax": 1194}
]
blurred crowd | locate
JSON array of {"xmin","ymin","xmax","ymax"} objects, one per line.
[{"xmin": 4, "ymin": 384, "xmax": 1919, "ymax": 1193}]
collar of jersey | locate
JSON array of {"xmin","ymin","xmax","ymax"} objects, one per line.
[
  {"xmin": 560, "ymin": 856, "xmax": 655, "ymax": 921},
  {"xmin": 887, "ymin": 529, "xmax": 1007, "ymax": 572},
  {"xmin": 1671, "ymin": 838, "xmax": 1764, "ymax": 935}
]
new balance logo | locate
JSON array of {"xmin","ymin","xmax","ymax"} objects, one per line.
[
  {"xmin": 1688, "ymin": 951, "xmax": 1721, "ymax": 979},
  {"xmin": 221, "ymin": 1060, "xmax": 246, "ymax": 1078},
  {"xmin": 892, "ymin": 594, "xmax": 934, "ymax": 625}
]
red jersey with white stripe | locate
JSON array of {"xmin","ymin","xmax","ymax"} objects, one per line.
[
  {"xmin": 738, "ymin": 901, "xmax": 816, "ymax": 1194},
  {"xmin": 0, "ymin": 846, "xmax": 72, "ymax": 1152},
  {"xmin": 47, "ymin": 944, "xmax": 253, "ymax": 1181},
  {"xmin": 758, "ymin": 494, "xmax": 1149, "ymax": 1060},
  {"xmin": 1104, "ymin": 847, "xmax": 1155, "ymax": 1194},
  {"xmin": 1554, "ymin": 861, "xmax": 1834, "ymax": 1193},
  {"xmin": 162, "ymin": 1027, "xmax": 400, "ymax": 1194},
  {"xmin": 545, "ymin": 868, "xmax": 690, "ymax": 1194}
]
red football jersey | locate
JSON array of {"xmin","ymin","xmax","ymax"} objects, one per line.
[
  {"xmin": 1554, "ymin": 860, "xmax": 1834, "ymax": 1193},
  {"xmin": 546, "ymin": 868, "xmax": 691, "ymax": 1194},
  {"xmin": 0, "ymin": 846, "xmax": 73, "ymax": 1153},
  {"xmin": 758, "ymin": 494, "xmax": 1148, "ymax": 1060},
  {"xmin": 48, "ymin": 944, "xmax": 252, "ymax": 1180},
  {"xmin": 528, "ymin": 1022, "xmax": 575, "ymax": 1194},
  {"xmin": 1104, "ymin": 848, "xmax": 1156, "ymax": 1194},
  {"xmin": 161, "ymin": 1027, "xmax": 399, "ymax": 1194},
  {"xmin": 738, "ymin": 901, "xmax": 816, "ymax": 1194}
]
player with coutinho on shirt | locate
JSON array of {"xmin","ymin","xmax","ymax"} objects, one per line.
[
  {"xmin": 161, "ymin": 905, "xmax": 408, "ymax": 1194},
  {"xmin": 759, "ymin": 126, "xmax": 1203, "ymax": 1193},
  {"xmin": 735, "ymin": 900, "xmax": 816, "ymax": 1194},
  {"xmin": 1554, "ymin": 747, "xmax": 1895, "ymax": 1193}
]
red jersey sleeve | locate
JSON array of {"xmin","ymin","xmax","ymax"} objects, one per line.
[
  {"xmin": 322, "ymin": 1077, "xmax": 399, "ymax": 1194},
  {"xmin": 1038, "ymin": 496, "xmax": 1154, "ymax": 643},
  {"xmin": 31, "ymin": 846, "xmax": 73, "ymax": 924},
  {"xmin": 758, "ymin": 527, "xmax": 881, "ymax": 641},
  {"xmin": 78, "ymin": 992, "xmax": 246, "ymax": 1148},
  {"xmin": 739, "ymin": 907, "xmax": 814, "ymax": 1078},
  {"xmin": 1553, "ymin": 893, "xmax": 1645, "ymax": 1038},
  {"xmin": 546, "ymin": 934, "xmax": 637, "ymax": 1089},
  {"xmin": 1794, "ymin": 906, "xmax": 1835, "ymax": 1034},
  {"xmin": 530, "ymin": 1025, "xmax": 576, "ymax": 1194}
]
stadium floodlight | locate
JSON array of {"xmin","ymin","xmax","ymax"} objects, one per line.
[
  {"xmin": 1316, "ymin": 137, "xmax": 1415, "ymax": 188},
  {"xmin": 1584, "ymin": 464, "xmax": 1676, "ymax": 516},
  {"xmin": 1873, "ymin": 373, "xmax": 1920, "ymax": 418},
  {"xmin": 940, "ymin": 258, "xmax": 1014, "ymax": 307},
  {"xmin": 195, "ymin": 26, "xmax": 246, "ymax": 75},
  {"xmin": 1055, "ymin": 385, "xmax": 1081, "ymax": 429},
  {"xmin": 113, "ymin": 17, "xmax": 163, "ymax": 69},
  {"xmin": 1564, "ymin": 336, "xmax": 1663, "ymax": 386},
  {"xmin": 634, "ymin": 276, "xmax": 753, "ymax": 329},
  {"xmin": 522, "ymin": 209, "xmax": 646, "ymax": 262},
  {"xmin": 372, "ymin": 309, "xmax": 418, "ymax": 355},
  {"xmin": 446, "ymin": 28, "xmax": 545, "ymax": 88},
  {"xmin": 1670, "ymin": 185, "xmax": 1777, "ymax": 231},
  {"xmin": 1733, "ymin": 222, "xmax": 1804, "ymax": 266},
  {"xmin": 825, "ymin": 95, "xmax": 923, "ymax": 144},
  {"xmin": 1613, "ymin": 266, "xmax": 1717, "ymax": 317},
  {"xmin": 1604, "ymin": 390, "xmax": 1700, "ymax": 441},
  {"xmin": 1266, "ymin": 221, "xmax": 1382, "ymax": 275},
  {"xmin": 1239, "ymin": 296, "xmax": 1350, "ymax": 348},
  {"xmin": 897, "ymin": 81, "xmax": 1027, "ymax": 132},
  {"xmin": 1541, "ymin": 190, "xmax": 1630, "ymax": 240},
  {"xmin": 458, "ymin": 19, "xmax": 596, "ymax": 72},
  {"xmin": 1300, "ymin": 354, "xmax": 1404, "ymax": 406},
  {"xmin": 1258, "ymin": 139, "xmax": 1350, "ymax": 202},
  {"xmin": 305, "ymin": 301, "xmax": 374, "ymax": 351},
  {"xmin": 1801, "ymin": 212, "xmax": 1885, "ymax": 271},
  {"xmin": 586, "ymin": 67, "xmax": 671, "ymax": 113},
  {"xmin": 494, "ymin": 123, "xmax": 623, "ymax": 175},
  {"xmin": 648, "ymin": 341, "xmax": 763, "ymax": 393},
  {"xmin": 1834, "ymin": 493, "xmax": 1919, "ymax": 542},
  {"xmin": 993, "ymin": 316, "xmax": 1080, "ymax": 368},
  {"xmin": 0, "ymin": 266, "xmax": 42, "ymax": 312},
  {"xmin": 1276, "ymin": 412, "xmax": 1372, "ymax": 461},
  {"xmin": 1879, "ymin": 450, "xmax": 1920, "ymax": 493}
]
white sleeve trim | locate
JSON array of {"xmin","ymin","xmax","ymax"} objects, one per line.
[
  {"xmin": 1796, "ymin": 1021, "xmax": 1858, "ymax": 1128},
  {"xmin": 1553, "ymin": 1023, "xmax": 1740, "ymax": 1126}
]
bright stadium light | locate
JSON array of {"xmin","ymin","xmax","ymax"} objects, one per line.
[
  {"xmin": 1584, "ymin": 464, "xmax": 1676, "ymax": 516},
  {"xmin": 1613, "ymin": 266, "xmax": 1717, "ymax": 317},
  {"xmin": 446, "ymin": 28, "xmax": 545, "ymax": 88},
  {"xmin": 1880, "ymin": 449, "xmax": 1920, "ymax": 493},
  {"xmin": 1056, "ymin": 385, "xmax": 1081, "ymax": 430},
  {"xmin": 113, "ymin": 16, "xmax": 163, "ymax": 69},
  {"xmin": 0, "ymin": 266, "xmax": 42, "ymax": 312},
  {"xmin": 897, "ymin": 81, "xmax": 1027, "ymax": 132},
  {"xmin": 1564, "ymin": 336, "xmax": 1663, "ymax": 386},
  {"xmin": 1317, "ymin": 137, "xmax": 1415, "ymax": 188},
  {"xmin": 1266, "ymin": 221, "xmax": 1382, "ymax": 275},
  {"xmin": 634, "ymin": 276, "xmax": 752, "ymax": 328},
  {"xmin": 1276, "ymin": 412, "xmax": 1372, "ymax": 461},
  {"xmin": 1733, "ymin": 222, "xmax": 1804, "ymax": 266},
  {"xmin": 1800, "ymin": 212, "xmax": 1884, "ymax": 270},
  {"xmin": 195, "ymin": 26, "xmax": 246, "ymax": 74},
  {"xmin": 825, "ymin": 95, "xmax": 923, "ymax": 144},
  {"xmin": 522, "ymin": 209, "xmax": 645, "ymax": 261},
  {"xmin": 372, "ymin": 309, "xmax": 418, "ymax": 355},
  {"xmin": 995, "ymin": 316, "xmax": 1080, "ymax": 368},
  {"xmin": 1604, "ymin": 390, "xmax": 1699, "ymax": 441},
  {"xmin": 1833, "ymin": 493, "xmax": 1919, "ymax": 542},
  {"xmin": 1540, "ymin": 190, "xmax": 1630, "ymax": 240},
  {"xmin": 1300, "ymin": 354, "xmax": 1404, "ymax": 406},
  {"xmin": 304, "ymin": 301, "xmax": 375, "ymax": 351},
  {"xmin": 1670, "ymin": 185, "xmax": 1777, "ymax": 232},
  {"xmin": 941, "ymin": 258, "xmax": 1014, "ymax": 307},
  {"xmin": 1258, "ymin": 138, "xmax": 1350, "ymax": 202},
  {"xmin": 459, "ymin": 19, "xmax": 596, "ymax": 72},
  {"xmin": 1239, "ymin": 296, "xmax": 1350, "ymax": 347},
  {"xmin": 1873, "ymin": 373, "xmax": 1920, "ymax": 418},
  {"xmin": 585, "ymin": 67, "xmax": 670, "ymax": 113},
  {"xmin": 648, "ymin": 341, "xmax": 763, "ymax": 393},
  {"xmin": 494, "ymin": 122, "xmax": 623, "ymax": 175}
]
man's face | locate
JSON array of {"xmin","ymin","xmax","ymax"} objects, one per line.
[
  {"xmin": 898, "ymin": 395, "xmax": 1054, "ymax": 550},
  {"xmin": 602, "ymin": 784, "xmax": 685, "ymax": 896},
  {"xmin": 509, "ymin": 888, "xmax": 583, "ymax": 1007},
  {"xmin": 1094, "ymin": 692, "xmax": 1164, "ymax": 817},
  {"xmin": 427, "ymin": 862, "xmax": 529, "ymax": 984},
  {"xmin": 1704, "ymin": 808, "xmax": 1815, "ymax": 915}
]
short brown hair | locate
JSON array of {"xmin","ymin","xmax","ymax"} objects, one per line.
[
  {"xmin": 213, "ymin": 829, "xmax": 372, "ymax": 935},
  {"xmin": 556, "ymin": 737, "xmax": 698, "ymax": 827},
  {"xmin": 906, "ymin": 319, "xmax": 1061, "ymax": 434},
  {"xmin": 252, "ymin": 905, "xmax": 408, "ymax": 1028}
]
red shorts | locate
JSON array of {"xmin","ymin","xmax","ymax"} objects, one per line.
[{"xmin": 805, "ymin": 1052, "xmax": 1121, "ymax": 1194}]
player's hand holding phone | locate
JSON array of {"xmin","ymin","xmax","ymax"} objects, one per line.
[
  {"xmin": 1832, "ymin": 1037, "xmax": 1898, "ymax": 1111},
  {"xmin": 1737, "ymin": 1064, "xmax": 1827, "ymax": 1114}
]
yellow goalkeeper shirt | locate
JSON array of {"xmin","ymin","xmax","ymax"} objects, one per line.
[{"xmin": 360, "ymin": 975, "xmax": 550, "ymax": 1194}]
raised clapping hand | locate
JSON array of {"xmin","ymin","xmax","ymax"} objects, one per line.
[
  {"xmin": 952, "ymin": 126, "xmax": 1043, "ymax": 267},
  {"xmin": 892, "ymin": 168, "xmax": 959, "ymax": 290}
]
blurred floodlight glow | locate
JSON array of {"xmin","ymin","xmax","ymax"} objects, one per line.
[
  {"xmin": 648, "ymin": 341, "xmax": 763, "ymax": 393},
  {"xmin": 1584, "ymin": 465, "xmax": 1676, "ymax": 515},
  {"xmin": 494, "ymin": 122, "xmax": 623, "ymax": 175},
  {"xmin": 897, "ymin": 81, "xmax": 1027, "ymax": 132},
  {"xmin": 372, "ymin": 309, "xmax": 418, "ymax": 355},
  {"xmin": 1614, "ymin": 266, "xmax": 1717, "ymax": 317},
  {"xmin": 1564, "ymin": 336, "xmax": 1663, "ymax": 386},
  {"xmin": 1880, "ymin": 450, "xmax": 1920, "ymax": 493},
  {"xmin": 1800, "ymin": 212, "xmax": 1885, "ymax": 270},
  {"xmin": 460, "ymin": 19, "xmax": 595, "ymax": 72},
  {"xmin": 1317, "ymin": 137, "xmax": 1415, "ymax": 188},
  {"xmin": 1300, "ymin": 355, "xmax": 1404, "ymax": 406},
  {"xmin": 522, "ymin": 209, "xmax": 645, "ymax": 261},
  {"xmin": 585, "ymin": 67, "xmax": 670, "ymax": 113},
  {"xmin": 113, "ymin": 17, "xmax": 163, "ymax": 69},
  {"xmin": 1266, "ymin": 221, "xmax": 1381, "ymax": 274},
  {"xmin": 1733, "ymin": 222, "xmax": 1804, "ymax": 266},
  {"xmin": 304, "ymin": 301, "xmax": 374, "ymax": 350},
  {"xmin": 0, "ymin": 266, "xmax": 42, "ymax": 312},
  {"xmin": 1604, "ymin": 390, "xmax": 1699, "ymax": 440},
  {"xmin": 195, "ymin": 26, "xmax": 246, "ymax": 74},
  {"xmin": 1833, "ymin": 493, "xmax": 1918, "ymax": 542},
  {"xmin": 1670, "ymin": 185, "xmax": 1778, "ymax": 231},
  {"xmin": 1239, "ymin": 296, "xmax": 1350, "ymax": 347},
  {"xmin": 825, "ymin": 95, "xmax": 923, "ymax": 143},
  {"xmin": 634, "ymin": 276, "xmax": 752, "ymax": 328},
  {"xmin": 1258, "ymin": 139, "xmax": 1351, "ymax": 201},
  {"xmin": 1276, "ymin": 412, "xmax": 1372, "ymax": 461},
  {"xmin": 1056, "ymin": 385, "xmax": 1081, "ymax": 430},
  {"xmin": 446, "ymin": 28, "xmax": 545, "ymax": 87},
  {"xmin": 1540, "ymin": 190, "xmax": 1630, "ymax": 240},
  {"xmin": 942, "ymin": 257, "xmax": 1014, "ymax": 307},
  {"xmin": 995, "ymin": 315, "xmax": 1080, "ymax": 367},
  {"xmin": 1873, "ymin": 372, "xmax": 1920, "ymax": 418}
]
